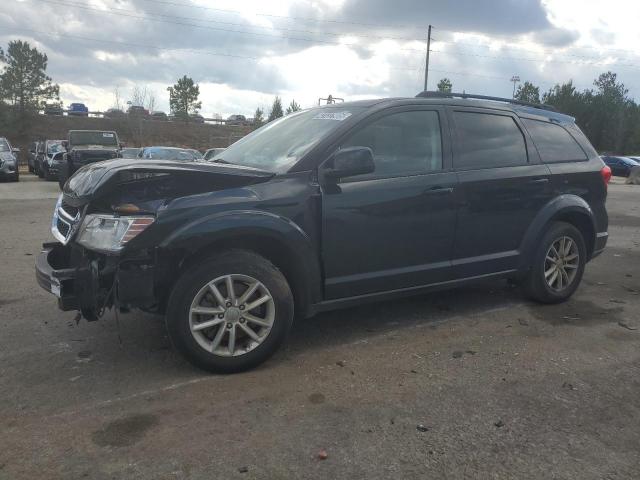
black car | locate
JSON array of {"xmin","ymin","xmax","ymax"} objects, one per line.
[
  {"xmin": 36, "ymin": 93, "xmax": 610, "ymax": 373},
  {"xmin": 44, "ymin": 103, "xmax": 64, "ymax": 116},
  {"xmin": 57, "ymin": 130, "xmax": 121, "ymax": 189},
  {"xmin": 27, "ymin": 141, "xmax": 41, "ymax": 174},
  {"xmin": 601, "ymin": 155, "xmax": 639, "ymax": 177},
  {"xmin": 0, "ymin": 137, "xmax": 20, "ymax": 181}
]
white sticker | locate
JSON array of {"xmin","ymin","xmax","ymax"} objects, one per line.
[
  {"xmin": 313, "ymin": 111, "xmax": 352, "ymax": 121},
  {"xmin": 103, "ymin": 133, "xmax": 114, "ymax": 137}
]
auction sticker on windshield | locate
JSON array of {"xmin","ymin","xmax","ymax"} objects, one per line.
[{"xmin": 313, "ymin": 111, "xmax": 352, "ymax": 121}]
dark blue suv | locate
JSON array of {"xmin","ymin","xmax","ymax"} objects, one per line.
[{"xmin": 36, "ymin": 92, "xmax": 610, "ymax": 373}]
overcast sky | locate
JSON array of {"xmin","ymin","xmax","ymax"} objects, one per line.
[{"xmin": 1, "ymin": 0, "xmax": 639, "ymax": 117}]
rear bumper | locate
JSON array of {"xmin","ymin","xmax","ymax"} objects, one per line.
[{"xmin": 591, "ymin": 231, "xmax": 608, "ymax": 259}]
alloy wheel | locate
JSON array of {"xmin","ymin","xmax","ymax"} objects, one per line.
[
  {"xmin": 544, "ymin": 236, "xmax": 580, "ymax": 292},
  {"xmin": 189, "ymin": 274, "xmax": 275, "ymax": 357}
]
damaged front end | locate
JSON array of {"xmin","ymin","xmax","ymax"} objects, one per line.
[{"xmin": 36, "ymin": 158, "xmax": 273, "ymax": 321}]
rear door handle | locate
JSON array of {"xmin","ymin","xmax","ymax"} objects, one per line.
[
  {"xmin": 422, "ymin": 186, "xmax": 454, "ymax": 195},
  {"xmin": 527, "ymin": 178, "xmax": 549, "ymax": 184}
]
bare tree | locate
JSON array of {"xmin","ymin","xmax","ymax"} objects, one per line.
[{"xmin": 112, "ymin": 87, "xmax": 123, "ymax": 110}]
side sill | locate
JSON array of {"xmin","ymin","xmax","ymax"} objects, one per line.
[{"xmin": 308, "ymin": 269, "xmax": 518, "ymax": 316}]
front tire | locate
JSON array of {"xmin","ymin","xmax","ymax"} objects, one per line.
[
  {"xmin": 523, "ymin": 221, "xmax": 586, "ymax": 304},
  {"xmin": 166, "ymin": 250, "xmax": 294, "ymax": 373}
]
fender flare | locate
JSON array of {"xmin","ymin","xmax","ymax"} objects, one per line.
[
  {"xmin": 519, "ymin": 194, "xmax": 596, "ymax": 268},
  {"xmin": 160, "ymin": 209, "xmax": 322, "ymax": 316}
]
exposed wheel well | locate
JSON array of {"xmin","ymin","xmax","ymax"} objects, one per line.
[
  {"xmin": 176, "ymin": 235, "xmax": 315, "ymax": 318},
  {"xmin": 552, "ymin": 211, "xmax": 595, "ymax": 258}
]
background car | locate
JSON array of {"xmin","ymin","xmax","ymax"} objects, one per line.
[
  {"xmin": 120, "ymin": 147, "xmax": 140, "ymax": 159},
  {"xmin": 138, "ymin": 146, "xmax": 202, "ymax": 161},
  {"xmin": 227, "ymin": 114, "xmax": 247, "ymax": 126},
  {"xmin": 189, "ymin": 113, "xmax": 205, "ymax": 124},
  {"xmin": 203, "ymin": 147, "xmax": 225, "ymax": 160},
  {"xmin": 27, "ymin": 141, "xmax": 40, "ymax": 173},
  {"xmin": 601, "ymin": 155, "xmax": 640, "ymax": 177},
  {"xmin": 0, "ymin": 137, "xmax": 20, "ymax": 182},
  {"xmin": 41, "ymin": 140, "xmax": 66, "ymax": 180},
  {"xmin": 44, "ymin": 103, "xmax": 63, "ymax": 116},
  {"xmin": 151, "ymin": 111, "xmax": 167, "ymax": 121},
  {"xmin": 127, "ymin": 105, "xmax": 149, "ymax": 117},
  {"xmin": 104, "ymin": 108, "xmax": 124, "ymax": 118},
  {"xmin": 68, "ymin": 103, "xmax": 89, "ymax": 117}
]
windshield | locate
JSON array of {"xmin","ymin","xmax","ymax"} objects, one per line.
[
  {"xmin": 141, "ymin": 147, "xmax": 198, "ymax": 161},
  {"xmin": 70, "ymin": 131, "xmax": 118, "ymax": 146},
  {"xmin": 121, "ymin": 148, "xmax": 140, "ymax": 158},
  {"xmin": 0, "ymin": 139, "xmax": 10, "ymax": 152},
  {"xmin": 47, "ymin": 141, "xmax": 65, "ymax": 154},
  {"xmin": 213, "ymin": 107, "xmax": 363, "ymax": 172}
]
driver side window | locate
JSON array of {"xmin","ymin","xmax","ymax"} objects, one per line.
[{"xmin": 340, "ymin": 110, "xmax": 443, "ymax": 181}]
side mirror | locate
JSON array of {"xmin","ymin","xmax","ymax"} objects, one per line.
[
  {"xmin": 325, "ymin": 146, "xmax": 375, "ymax": 180},
  {"xmin": 62, "ymin": 140, "xmax": 69, "ymax": 149}
]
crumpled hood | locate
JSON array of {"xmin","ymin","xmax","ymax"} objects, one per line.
[{"xmin": 62, "ymin": 158, "xmax": 274, "ymax": 206}]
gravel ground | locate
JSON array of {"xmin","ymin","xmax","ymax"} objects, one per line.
[{"xmin": 1, "ymin": 174, "xmax": 639, "ymax": 479}]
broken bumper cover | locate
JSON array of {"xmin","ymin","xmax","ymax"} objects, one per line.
[
  {"xmin": 35, "ymin": 241, "xmax": 158, "ymax": 314},
  {"xmin": 35, "ymin": 242, "xmax": 82, "ymax": 310}
]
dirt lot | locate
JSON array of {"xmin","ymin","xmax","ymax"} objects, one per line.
[{"xmin": 1, "ymin": 176, "xmax": 639, "ymax": 480}]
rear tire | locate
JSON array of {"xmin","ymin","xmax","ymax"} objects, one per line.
[
  {"xmin": 37, "ymin": 163, "xmax": 45, "ymax": 178},
  {"xmin": 523, "ymin": 221, "xmax": 586, "ymax": 304},
  {"xmin": 166, "ymin": 250, "xmax": 294, "ymax": 373}
]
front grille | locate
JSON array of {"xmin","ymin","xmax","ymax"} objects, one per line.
[
  {"xmin": 60, "ymin": 201, "xmax": 79, "ymax": 218},
  {"xmin": 56, "ymin": 218, "xmax": 70, "ymax": 237},
  {"xmin": 52, "ymin": 196, "xmax": 82, "ymax": 245}
]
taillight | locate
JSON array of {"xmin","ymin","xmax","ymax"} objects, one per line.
[{"xmin": 601, "ymin": 165, "xmax": 612, "ymax": 187}]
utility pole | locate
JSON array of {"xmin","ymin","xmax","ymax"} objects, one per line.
[
  {"xmin": 510, "ymin": 75, "xmax": 520, "ymax": 98},
  {"xmin": 424, "ymin": 24, "xmax": 432, "ymax": 92}
]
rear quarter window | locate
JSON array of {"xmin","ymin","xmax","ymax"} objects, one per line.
[
  {"xmin": 453, "ymin": 111, "xmax": 528, "ymax": 170},
  {"xmin": 522, "ymin": 119, "xmax": 587, "ymax": 163}
]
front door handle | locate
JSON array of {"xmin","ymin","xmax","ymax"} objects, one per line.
[{"xmin": 422, "ymin": 186, "xmax": 454, "ymax": 195}]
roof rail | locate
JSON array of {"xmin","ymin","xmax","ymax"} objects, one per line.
[{"xmin": 415, "ymin": 91, "xmax": 557, "ymax": 112}]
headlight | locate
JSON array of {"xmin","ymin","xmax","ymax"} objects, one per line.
[{"xmin": 76, "ymin": 214, "xmax": 154, "ymax": 253}]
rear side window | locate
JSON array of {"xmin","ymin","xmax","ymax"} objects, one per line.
[
  {"xmin": 341, "ymin": 110, "xmax": 443, "ymax": 180},
  {"xmin": 523, "ymin": 119, "xmax": 587, "ymax": 163},
  {"xmin": 453, "ymin": 111, "xmax": 528, "ymax": 169}
]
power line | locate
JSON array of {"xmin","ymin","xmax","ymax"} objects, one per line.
[
  {"xmin": 133, "ymin": 1, "xmax": 640, "ymax": 58},
  {"xmin": 0, "ymin": 25, "xmax": 425, "ymax": 72},
  {"xmin": 431, "ymin": 49, "xmax": 640, "ymax": 70},
  {"xmin": 29, "ymin": 0, "xmax": 640, "ymax": 71},
  {"xmin": 27, "ymin": 0, "xmax": 430, "ymax": 44},
  {"xmin": 136, "ymin": 0, "xmax": 430, "ymax": 32},
  {"xmin": 29, "ymin": 0, "xmax": 427, "ymax": 53}
]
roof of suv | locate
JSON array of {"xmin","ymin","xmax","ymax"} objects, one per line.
[{"xmin": 317, "ymin": 95, "xmax": 575, "ymax": 125}]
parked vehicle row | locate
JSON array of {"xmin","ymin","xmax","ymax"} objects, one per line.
[
  {"xmin": 36, "ymin": 93, "xmax": 610, "ymax": 373},
  {"xmin": 42, "ymin": 103, "xmax": 254, "ymax": 125}
]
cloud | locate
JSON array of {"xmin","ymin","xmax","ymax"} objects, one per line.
[{"xmin": 0, "ymin": 0, "xmax": 638, "ymax": 115}]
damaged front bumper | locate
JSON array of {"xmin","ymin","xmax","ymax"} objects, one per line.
[{"xmin": 35, "ymin": 241, "xmax": 157, "ymax": 318}]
